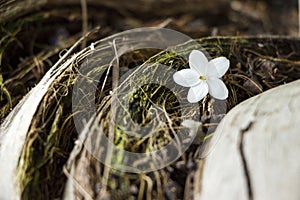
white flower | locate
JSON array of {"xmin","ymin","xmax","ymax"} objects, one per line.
[{"xmin": 173, "ymin": 50, "xmax": 229, "ymax": 103}]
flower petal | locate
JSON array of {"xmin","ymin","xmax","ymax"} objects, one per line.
[
  {"xmin": 206, "ymin": 63, "xmax": 219, "ymax": 78},
  {"xmin": 187, "ymin": 81, "xmax": 208, "ymax": 103},
  {"xmin": 173, "ymin": 69, "xmax": 200, "ymax": 87},
  {"xmin": 189, "ymin": 50, "xmax": 208, "ymax": 76},
  {"xmin": 207, "ymin": 77, "xmax": 228, "ymax": 100},
  {"xmin": 208, "ymin": 57, "xmax": 230, "ymax": 78}
]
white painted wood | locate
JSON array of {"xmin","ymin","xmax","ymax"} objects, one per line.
[{"xmin": 196, "ymin": 79, "xmax": 300, "ymax": 200}]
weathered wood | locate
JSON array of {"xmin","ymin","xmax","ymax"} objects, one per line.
[{"xmin": 195, "ymin": 79, "xmax": 300, "ymax": 200}]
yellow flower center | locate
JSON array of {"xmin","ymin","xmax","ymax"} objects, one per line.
[{"xmin": 199, "ymin": 75, "xmax": 206, "ymax": 81}]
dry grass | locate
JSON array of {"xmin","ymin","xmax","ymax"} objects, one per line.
[
  {"xmin": 18, "ymin": 35, "xmax": 299, "ymax": 200},
  {"xmin": 0, "ymin": 1, "xmax": 299, "ymax": 199}
]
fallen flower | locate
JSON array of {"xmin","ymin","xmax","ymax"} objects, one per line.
[{"xmin": 173, "ymin": 50, "xmax": 229, "ymax": 103}]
